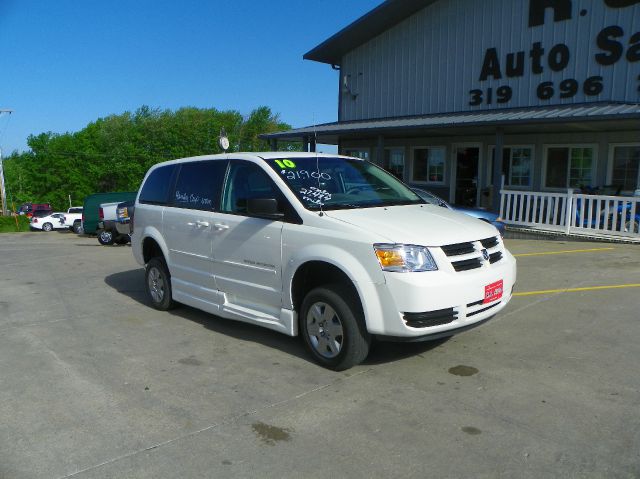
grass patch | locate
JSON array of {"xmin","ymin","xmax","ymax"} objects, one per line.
[{"xmin": 0, "ymin": 215, "xmax": 31, "ymax": 233}]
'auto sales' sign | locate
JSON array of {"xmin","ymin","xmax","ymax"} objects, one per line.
[{"xmin": 469, "ymin": 0, "xmax": 640, "ymax": 107}]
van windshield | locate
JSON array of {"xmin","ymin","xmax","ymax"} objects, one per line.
[{"xmin": 265, "ymin": 156, "xmax": 423, "ymax": 211}]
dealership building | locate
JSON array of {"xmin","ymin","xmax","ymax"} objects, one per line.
[{"xmin": 264, "ymin": 0, "xmax": 640, "ymax": 211}]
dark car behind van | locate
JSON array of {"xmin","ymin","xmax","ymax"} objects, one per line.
[{"xmin": 82, "ymin": 192, "xmax": 137, "ymax": 235}]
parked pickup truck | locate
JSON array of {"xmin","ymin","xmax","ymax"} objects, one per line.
[
  {"xmin": 97, "ymin": 201, "xmax": 132, "ymax": 245},
  {"xmin": 82, "ymin": 191, "xmax": 137, "ymax": 236},
  {"xmin": 64, "ymin": 206, "xmax": 84, "ymax": 233},
  {"xmin": 115, "ymin": 200, "xmax": 135, "ymax": 236}
]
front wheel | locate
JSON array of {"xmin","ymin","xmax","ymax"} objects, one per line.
[
  {"xmin": 72, "ymin": 221, "xmax": 83, "ymax": 234},
  {"xmin": 300, "ymin": 284, "xmax": 370, "ymax": 371},
  {"xmin": 145, "ymin": 257, "xmax": 175, "ymax": 310},
  {"xmin": 97, "ymin": 229, "xmax": 114, "ymax": 245}
]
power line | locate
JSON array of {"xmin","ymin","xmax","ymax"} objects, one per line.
[{"xmin": 0, "ymin": 109, "xmax": 15, "ymax": 216}]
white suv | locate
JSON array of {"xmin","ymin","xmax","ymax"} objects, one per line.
[{"xmin": 132, "ymin": 153, "xmax": 516, "ymax": 370}]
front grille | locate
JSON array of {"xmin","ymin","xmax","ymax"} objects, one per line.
[
  {"xmin": 441, "ymin": 242, "xmax": 475, "ymax": 256},
  {"xmin": 404, "ymin": 308, "xmax": 457, "ymax": 328},
  {"xmin": 480, "ymin": 236, "xmax": 499, "ymax": 249},
  {"xmin": 440, "ymin": 235, "xmax": 504, "ymax": 273},
  {"xmin": 489, "ymin": 251, "xmax": 503, "ymax": 263},
  {"xmin": 452, "ymin": 258, "xmax": 483, "ymax": 272}
]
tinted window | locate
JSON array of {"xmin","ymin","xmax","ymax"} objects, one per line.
[
  {"xmin": 172, "ymin": 161, "xmax": 227, "ymax": 211},
  {"xmin": 140, "ymin": 165, "xmax": 177, "ymax": 205}
]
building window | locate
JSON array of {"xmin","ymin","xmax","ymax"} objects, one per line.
[
  {"xmin": 344, "ymin": 149, "xmax": 369, "ymax": 160},
  {"xmin": 545, "ymin": 146, "xmax": 595, "ymax": 189},
  {"xmin": 490, "ymin": 146, "xmax": 533, "ymax": 187},
  {"xmin": 610, "ymin": 145, "xmax": 640, "ymax": 192},
  {"xmin": 510, "ymin": 148, "xmax": 532, "ymax": 186},
  {"xmin": 383, "ymin": 148, "xmax": 405, "ymax": 179},
  {"xmin": 413, "ymin": 147, "xmax": 445, "ymax": 183}
]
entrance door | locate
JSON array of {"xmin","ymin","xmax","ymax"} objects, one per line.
[{"xmin": 454, "ymin": 147, "xmax": 480, "ymax": 207}]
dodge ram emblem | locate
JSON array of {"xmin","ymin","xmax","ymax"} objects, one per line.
[{"xmin": 482, "ymin": 249, "xmax": 490, "ymax": 261}]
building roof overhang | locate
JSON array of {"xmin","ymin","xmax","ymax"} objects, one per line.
[
  {"xmin": 304, "ymin": 0, "xmax": 436, "ymax": 66},
  {"xmin": 261, "ymin": 103, "xmax": 640, "ymax": 145}
]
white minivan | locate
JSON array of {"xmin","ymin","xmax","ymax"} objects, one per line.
[{"xmin": 132, "ymin": 153, "xmax": 516, "ymax": 370}]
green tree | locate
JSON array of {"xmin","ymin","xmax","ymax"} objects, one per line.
[{"xmin": 2, "ymin": 105, "xmax": 298, "ymax": 212}]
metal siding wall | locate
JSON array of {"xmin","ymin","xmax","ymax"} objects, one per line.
[{"xmin": 340, "ymin": 0, "xmax": 640, "ymax": 121}]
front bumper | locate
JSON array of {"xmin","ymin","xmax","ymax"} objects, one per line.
[{"xmin": 360, "ymin": 248, "xmax": 516, "ymax": 338}]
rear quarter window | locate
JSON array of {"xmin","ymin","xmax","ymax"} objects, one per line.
[{"xmin": 139, "ymin": 165, "xmax": 177, "ymax": 205}]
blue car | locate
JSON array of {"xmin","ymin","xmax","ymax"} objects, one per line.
[{"xmin": 412, "ymin": 188, "xmax": 506, "ymax": 237}]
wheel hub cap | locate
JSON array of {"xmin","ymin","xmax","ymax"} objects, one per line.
[
  {"xmin": 306, "ymin": 302, "xmax": 344, "ymax": 359},
  {"xmin": 148, "ymin": 267, "xmax": 164, "ymax": 303}
]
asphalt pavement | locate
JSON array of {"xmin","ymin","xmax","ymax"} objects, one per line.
[{"xmin": 0, "ymin": 231, "xmax": 638, "ymax": 479}]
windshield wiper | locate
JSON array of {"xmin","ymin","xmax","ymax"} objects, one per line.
[{"xmin": 322, "ymin": 203, "xmax": 372, "ymax": 210}]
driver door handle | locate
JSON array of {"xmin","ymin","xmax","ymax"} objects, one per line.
[
  {"xmin": 195, "ymin": 221, "xmax": 210, "ymax": 228},
  {"xmin": 213, "ymin": 223, "xmax": 229, "ymax": 231}
]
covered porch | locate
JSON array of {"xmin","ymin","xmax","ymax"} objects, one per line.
[{"xmin": 262, "ymin": 103, "xmax": 640, "ymax": 218}]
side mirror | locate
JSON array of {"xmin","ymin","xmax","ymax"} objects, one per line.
[{"xmin": 246, "ymin": 198, "xmax": 284, "ymax": 219}]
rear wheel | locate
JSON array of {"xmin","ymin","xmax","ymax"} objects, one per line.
[
  {"xmin": 115, "ymin": 234, "xmax": 130, "ymax": 244},
  {"xmin": 300, "ymin": 284, "xmax": 370, "ymax": 371},
  {"xmin": 72, "ymin": 221, "xmax": 83, "ymax": 234},
  {"xmin": 97, "ymin": 229, "xmax": 114, "ymax": 245},
  {"xmin": 145, "ymin": 257, "xmax": 175, "ymax": 310},
  {"xmin": 42, "ymin": 222, "xmax": 53, "ymax": 232}
]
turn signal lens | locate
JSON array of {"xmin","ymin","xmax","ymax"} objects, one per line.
[{"xmin": 375, "ymin": 249, "xmax": 405, "ymax": 268}]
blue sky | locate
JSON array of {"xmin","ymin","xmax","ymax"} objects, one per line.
[{"xmin": 0, "ymin": 0, "xmax": 382, "ymax": 154}]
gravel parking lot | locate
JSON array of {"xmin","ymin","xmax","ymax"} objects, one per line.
[{"xmin": 1, "ymin": 232, "xmax": 638, "ymax": 479}]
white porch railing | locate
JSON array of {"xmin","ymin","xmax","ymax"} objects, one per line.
[{"xmin": 500, "ymin": 189, "xmax": 640, "ymax": 239}]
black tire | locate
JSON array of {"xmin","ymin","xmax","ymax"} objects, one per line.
[
  {"xmin": 73, "ymin": 221, "xmax": 83, "ymax": 234},
  {"xmin": 97, "ymin": 229, "xmax": 114, "ymax": 245},
  {"xmin": 42, "ymin": 222, "xmax": 53, "ymax": 232},
  {"xmin": 300, "ymin": 284, "xmax": 370, "ymax": 371},
  {"xmin": 145, "ymin": 257, "xmax": 176, "ymax": 311},
  {"xmin": 115, "ymin": 234, "xmax": 130, "ymax": 245}
]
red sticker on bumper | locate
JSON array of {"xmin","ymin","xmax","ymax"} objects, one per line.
[{"xmin": 484, "ymin": 280, "xmax": 504, "ymax": 304}]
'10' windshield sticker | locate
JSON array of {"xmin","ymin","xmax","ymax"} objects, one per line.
[
  {"xmin": 275, "ymin": 159, "xmax": 296, "ymax": 169},
  {"xmin": 300, "ymin": 187, "xmax": 332, "ymax": 206}
]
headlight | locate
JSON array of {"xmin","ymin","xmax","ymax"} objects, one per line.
[{"xmin": 373, "ymin": 244, "xmax": 438, "ymax": 272}]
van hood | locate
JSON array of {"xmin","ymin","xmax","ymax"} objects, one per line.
[{"xmin": 325, "ymin": 204, "xmax": 498, "ymax": 246}]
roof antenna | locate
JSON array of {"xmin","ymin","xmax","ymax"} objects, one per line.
[
  {"xmin": 218, "ymin": 127, "xmax": 230, "ymax": 153},
  {"xmin": 312, "ymin": 113, "xmax": 325, "ymax": 217}
]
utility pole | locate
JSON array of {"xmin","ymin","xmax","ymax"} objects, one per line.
[{"xmin": 0, "ymin": 109, "xmax": 14, "ymax": 216}]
